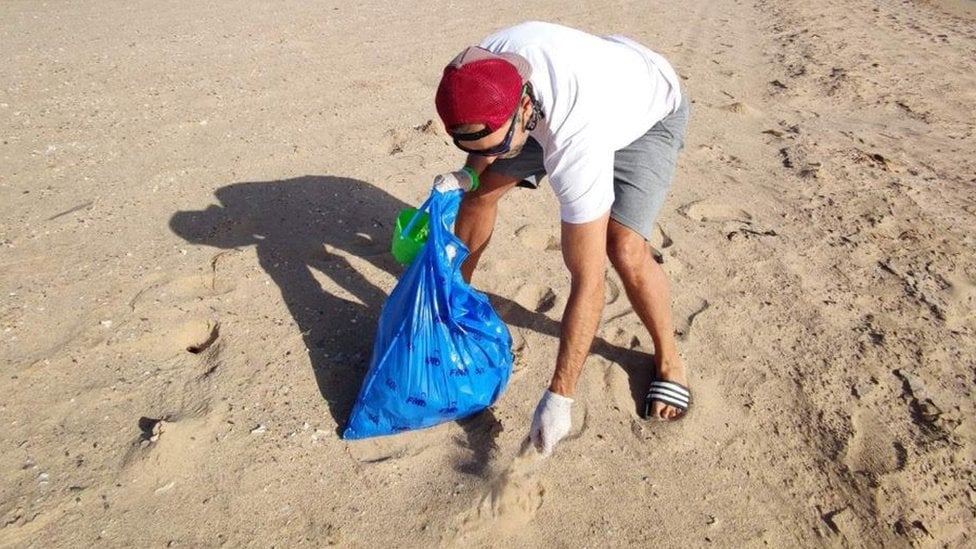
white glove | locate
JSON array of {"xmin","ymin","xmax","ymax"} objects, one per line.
[
  {"xmin": 529, "ymin": 390, "xmax": 573, "ymax": 457},
  {"xmin": 433, "ymin": 169, "xmax": 476, "ymax": 193}
]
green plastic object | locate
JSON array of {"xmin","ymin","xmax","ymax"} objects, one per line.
[{"xmin": 392, "ymin": 208, "xmax": 430, "ymax": 264}]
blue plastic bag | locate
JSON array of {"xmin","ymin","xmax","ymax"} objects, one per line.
[{"xmin": 342, "ymin": 189, "xmax": 513, "ymax": 439}]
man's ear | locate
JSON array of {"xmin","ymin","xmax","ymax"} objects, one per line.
[
  {"xmin": 522, "ymin": 94, "xmax": 541, "ymax": 131},
  {"xmin": 519, "ymin": 94, "xmax": 534, "ymax": 122}
]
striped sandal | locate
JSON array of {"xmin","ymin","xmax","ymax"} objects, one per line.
[{"xmin": 643, "ymin": 379, "xmax": 692, "ymax": 421}]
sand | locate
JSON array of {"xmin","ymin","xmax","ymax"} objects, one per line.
[{"xmin": 1, "ymin": 0, "xmax": 974, "ymax": 546}]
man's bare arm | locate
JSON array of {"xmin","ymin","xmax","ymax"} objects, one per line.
[{"xmin": 549, "ymin": 211, "xmax": 610, "ymax": 396}]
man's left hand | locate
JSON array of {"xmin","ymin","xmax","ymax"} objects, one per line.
[{"xmin": 433, "ymin": 170, "xmax": 475, "ymax": 193}]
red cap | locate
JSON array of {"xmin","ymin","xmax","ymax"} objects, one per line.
[{"xmin": 435, "ymin": 47, "xmax": 531, "ymax": 134}]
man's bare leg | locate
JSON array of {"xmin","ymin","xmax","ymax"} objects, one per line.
[
  {"xmin": 454, "ymin": 169, "xmax": 520, "ymax": 283},
  {"xmin": 606, "ymin": 219, "xmax": 687, "ymax": 420}
]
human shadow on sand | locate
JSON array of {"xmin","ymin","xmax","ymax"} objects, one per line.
[
  {"xmin": 169, "ymin": 176, "xmax": 650, "ymax": 471},
  {"xmin": 169, "ymin": 176, "xmax": 403, "ymax": 432}
]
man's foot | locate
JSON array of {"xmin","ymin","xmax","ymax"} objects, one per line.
[{"xmin": 647, "ymin": 356, "xmax": 689, "ymax": 420}]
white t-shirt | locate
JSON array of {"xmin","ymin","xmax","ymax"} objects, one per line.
[{"xmin": 479, "ymin": 22, "xmax": 682, "ymax": 224}]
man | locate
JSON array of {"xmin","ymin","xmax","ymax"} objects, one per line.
[{"xmin": 432, "ymin": 21, "xmax": 691, "ymax": 457}]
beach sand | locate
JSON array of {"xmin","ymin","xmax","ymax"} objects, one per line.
[{"xmin": 1, "ymin": 0, "xmax": 974, "ymax": 546}]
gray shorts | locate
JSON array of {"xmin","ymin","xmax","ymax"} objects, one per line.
[{"xmin": 489, "ymin": 93, "xmax": 689, "ymax": 241}]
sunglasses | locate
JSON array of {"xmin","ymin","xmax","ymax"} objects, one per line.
[{"xmin": 451, "ymin": 87, "xmax": 526, "ymax": 157}]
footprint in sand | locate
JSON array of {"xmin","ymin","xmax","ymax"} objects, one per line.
[
  {"xmin": 650, "ymin": 222, "xmax": 673, "ymax": 251},
  {"xmin": 176, "ymin": 319, "xmax": 220, "ymax": 355},
  {"xmin": 120, "ymin": 410, "xmax": 224, "ymax": 493},
  {"xmin": 169, "ymin": 319, "xmax": 223, "ymax": 380},
  {"xmin": 515, "ymin": 224, "xmax": 560, "ymax": 251},
  {"xmin": 674, "ymin": 298, "xmax": 710, "ymax": 342},
  {"xmin": 514, "ymin": 284, "xmax": 557, "ymax": 314},
  {"xmin": 945, "ymin": 271, "xmax": 976, "ymax": 331},
  {"xmin": 510, "ymin": 329, "xmax": 527, "ymax": 355},
  {"xmin": 720, "ymin": 101, "xmax": 762, "ymax": 116},
  {"xmin": 653, "ymin": 223, "xmax": 673, "ymax": 248},
  {"xmin": 128, "ymin": 259, "xmax": 237, "ymax": 310},
  {"xmin": 844, "ymin": 410, "xmax": 907, "ymax": 477},
  {"xmin": 603, "ymin": 326, "xmax": 641, "ymax": 350},
  {"xmin": 679, "ymin": 201, "xmax": 753, "ymax": 224}
]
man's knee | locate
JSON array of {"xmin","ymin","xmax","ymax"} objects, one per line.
[{"xmin": 607, "ymin": 225, "xmax": 649, "ymax": 273}]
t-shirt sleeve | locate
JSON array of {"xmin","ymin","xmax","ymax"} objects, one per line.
[{"xmin": 543, "ymin": 139, "xmax": 615, "ymax": 224}]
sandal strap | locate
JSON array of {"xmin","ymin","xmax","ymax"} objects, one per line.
[{"xmin": 645, "ymin": 380, "xmax": 691, "ymax": 410}]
